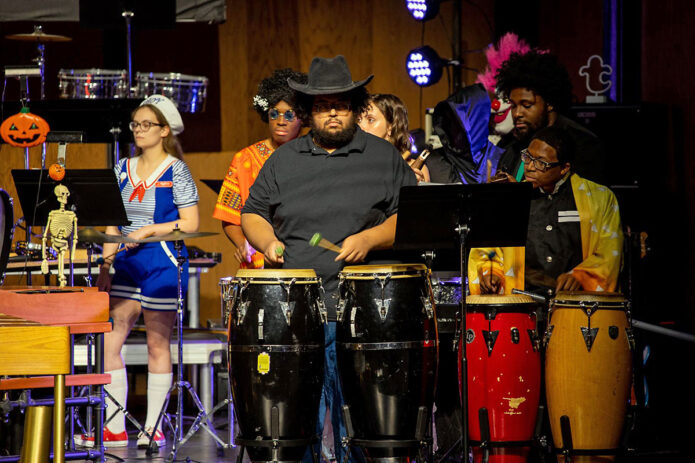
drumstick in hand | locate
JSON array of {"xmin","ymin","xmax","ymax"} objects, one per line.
[{"xmin": 309, "ymin": 233, "xmax": 342, "ymax": 253}]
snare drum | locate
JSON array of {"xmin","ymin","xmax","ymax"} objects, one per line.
[
  {"xmin": 226, "ymin": 269, "xmax": 326, "ymax": 462},
  {"xmin": 135, "ymin": 72, "xmax": 208, "ymax": 113},
  {"xmin": 545, "ymin": 292, "xmax": 632, "ymax": 462},
  {"xmin": 58, "ymin": 69, "xmax": 128, "ymax": 99},
  {"xmin": 462, "ymin": 294, "xmax": 541, "ymax": 463},
  {"xmin": 0, "ymin": 189, "xmax": 14, "ymax": 284},
  {"xmin": 337, "ymin": 264, "xmax": 437, "ymax": 462}
]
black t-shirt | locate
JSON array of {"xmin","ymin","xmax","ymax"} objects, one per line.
[
  {"xmin": 525, "ymin": 174, "xmax": 583, "ymax": 291},
  {"xmin": 242, "ymin": 128, "xmax": 417, "ymax": 319},
  {"xmin": 497, "ymin": 114, "xmax": 606, "ymax": 185}
]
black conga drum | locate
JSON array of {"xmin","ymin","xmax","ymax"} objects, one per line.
[
  {"xmin": 224, "ymin": 269, "xmax": 326, "ymax": 462},
  {"xmin": 336, "ymin": 264, "xmax": 437, "ymax": 462}
]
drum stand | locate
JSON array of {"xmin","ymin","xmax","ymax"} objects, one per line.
[
  {"xmin": 146, "ymin": 238, "xmax": 225, "ymax": 462},
  {"xmin": 234, "ymin": 406, "xmax": 320, "ymax": 463},
  {"xmin": 340, "ymin": 405, "xmax": 432, "ymax": 463}
]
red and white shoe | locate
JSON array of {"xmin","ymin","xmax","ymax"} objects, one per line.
[
  {"xmin": 74, "ymin": 428, "xmax": 129, "ymax": 448},
  {"xmin": 137, "ymin": 428, "xmax": 166, "ymax": 448}
]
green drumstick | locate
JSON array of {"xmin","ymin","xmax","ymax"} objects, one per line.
[
  {"xmin": 309, "ymin": 232, "xmax": 342, "ymax": 253},
  {"xmin": 275, "ymin": 245, "xmax": 284, "ymax": 257}
]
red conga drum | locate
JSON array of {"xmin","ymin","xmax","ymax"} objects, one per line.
[{"xmin": 460, "ymin": 294, "xmax": 541, "ymax": 463}]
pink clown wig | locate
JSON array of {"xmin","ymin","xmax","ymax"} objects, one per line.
[{"xmin": 477, "ymin": 33, "xmax": 532, "ymax": 93}]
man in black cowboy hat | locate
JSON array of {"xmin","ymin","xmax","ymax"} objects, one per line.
[{"xmin": 242, "ymin": 55, "xmax": 416, "ymax": 462}]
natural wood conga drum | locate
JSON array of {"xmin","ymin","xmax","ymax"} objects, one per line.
[{"xmin": 545, "ymin": 291, "xmax": 633, "ymax": 462}]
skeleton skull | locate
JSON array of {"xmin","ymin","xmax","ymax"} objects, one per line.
[{"xmin": 54, "ymin": 184, "xmax": 70, "ymax": 205}]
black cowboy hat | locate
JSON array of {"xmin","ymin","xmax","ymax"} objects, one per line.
[{"xmin": 288, "ymin": 55, "xmax": 373, "ymax": 95}]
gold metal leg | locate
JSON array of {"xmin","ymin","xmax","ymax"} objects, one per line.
[
  {"xmin": 53, "ymin": 374, "xmax": 65, "ymax": 463},
  {"xmin": 19, "ymin": 406, "xmax": 52, "ymax": 463}
]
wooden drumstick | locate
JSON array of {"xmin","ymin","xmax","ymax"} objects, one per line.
[
  {"xmin": 486, "ymin": 159, "xmax": 492, "ymax": 183},
  {"xmin": 309, "ymin": 233, "xmax": 342, "ymax": 253}
]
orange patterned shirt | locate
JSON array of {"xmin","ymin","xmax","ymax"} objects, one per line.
[{"xmin": 213, "ymin": 140, "xmax": 274, "ymax": 268}]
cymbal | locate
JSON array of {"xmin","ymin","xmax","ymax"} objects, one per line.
[
  {"xmin": 139, "ymin": 230, "xmax": 218, "ymax": 243},
  {"xmin": 78, "ymin": 227, "xmax": 136, "ymax": 244},
  {"xmin": 6, "ymin": 30, "xmax": 71, "ymax": 43}
]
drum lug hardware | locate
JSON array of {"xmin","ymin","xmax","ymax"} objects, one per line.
[
  {"xmin": 626, "ymin": 326, "xmax": 636, "ymax": 351},
  {"xmin": 485, "ymin": 308, "xmax": 498, "ymax": 321},
  {"xmin": 258, "ymin": 309, "xmax": 265, "ymax": 341},
  {"xmin": 527, "ymin": 329, "xmax": 540, "ymax": 351},
  {"xmin": 237, "ymin": 301, "xmax": 250, "ymax": 325},
  {"xmin": 374, "ymin": 298, "xmax": 391, "ymax": 322},
  {"xmin": 580, "ymin": 327, "xmax": 599, "ymax": 352},
  {"xmin": 543, "ymin": 325, "xmax": 554, "ymax": 347},
  {"xmin": 580, "ymin": 301, "xmax": 599, "ymax": 319},
  {"xmin": 421, "ymin": 296, "xmax": 434, "ymax": 319},
  {"xmin": 482, "ymin": 330, "xmax": 499, "ymax": 355},
  {"xmin": 350, "ymin": 307, "xmax": 359, "ymax": 338},
  {"xmin": 510, "ymin": 327, "xmax": 520, "ymax": 344},
  {"xmin": 278, "ymin": 301, "xmax": 296, "ymax": 326},
  {"xmin": 317, "ymin": 299, "xmax": 328, "ymax": 324}
]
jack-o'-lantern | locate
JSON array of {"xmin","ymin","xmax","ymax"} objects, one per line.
[
  {"xmin": 49, "ymin": 163, "xmax": 65, "ymax": 181},
  {"xmin": 0, "ymin": 107, "xmax": 50, "ymax": 148}
]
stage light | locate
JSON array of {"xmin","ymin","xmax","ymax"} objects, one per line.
[
  {"xmin": 405, "ymin": 0, "xmax": 440, "ymax": 21},
  {"xmin": 406, "ymin": 46, "xmax": 444, "ymax": 87}
]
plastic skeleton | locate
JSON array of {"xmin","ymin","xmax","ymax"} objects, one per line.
[{"xmin": 41, "ymin": 184, "xmax": 77, "ymax": 287}]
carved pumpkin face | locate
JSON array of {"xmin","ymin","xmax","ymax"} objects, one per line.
[
  {"xmin": 49, "ymin": 163, "xmax": 65, "ymax": 181},
  {"xmin": 0, "ymin": 107, "xmax": 50, "ymax": 148}
]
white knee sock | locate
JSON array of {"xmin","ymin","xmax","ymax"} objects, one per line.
[
  {"xmin": 104, "ymin": 368, "xmax": 127, "ymax": 434},
  {"xmin": 145, "ymin": 372, "xmax": 172, "ymax": 431}
]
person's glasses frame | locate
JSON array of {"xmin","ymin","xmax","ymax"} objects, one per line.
[
  {"xmin": 520, "ymin": 148, "xmax": 562, "ymax": 172},
  {"xmin": 268, "ymin": 108, "xmax": 297, "ymax": 122},
  {"xmin": 129, "ymin": 120, "xmax": 164, "ymax": 132},
  {"xmin": 312, "ymin": 102, "xmax": 351, "ymax": 115}
]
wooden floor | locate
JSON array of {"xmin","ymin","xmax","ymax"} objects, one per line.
[{"xmin": 100, "ymin": 429, "xmax": 244, "ymax": 463}]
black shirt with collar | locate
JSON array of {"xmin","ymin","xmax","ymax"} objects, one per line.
[
  {"xmin": 242, "ymin": 127, "xmax": 418, "ymax": 319},
  {"xmin": 525, "ymin": 173, "xmax": 583, "ymax": 291}
]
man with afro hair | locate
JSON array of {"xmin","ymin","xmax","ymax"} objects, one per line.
[{"xmin": 495, "ymin": 51, "xmax": 606, "ymax": 184}]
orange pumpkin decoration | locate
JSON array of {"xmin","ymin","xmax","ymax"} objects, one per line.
[
  {"xmin": 49, "ymin": 163, "xmax": 66, "ymax": 181},
  {"xmin": 0, "ymin": 107, "xmax": 50, "ymax": 148}
]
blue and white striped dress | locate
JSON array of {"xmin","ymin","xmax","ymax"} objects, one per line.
[{"xmin": 110, "ymin": 154, "xmax": 199, "ymax": 310}]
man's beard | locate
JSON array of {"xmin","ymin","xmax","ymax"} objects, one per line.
[
  {"xmin": 514, "ymin": 111, "xmax": 549, "ymax": 142},
  {"xmin": 312, "ymin": 115, "xmax": 358, "ymax": 149}
]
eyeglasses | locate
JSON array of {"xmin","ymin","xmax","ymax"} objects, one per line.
[
  {"xmin": 268, "ymin": 108, "xmax": 297, "ymax": 122},
  {"xmin": 129, "ymin": 120, "xmax": 164, "ymax": 132},
  {"xmin": 312, "ymin": 102, "xmax": 351, "ymax": 115},
  {"xmin": 520, "ymin": 149, "xmax": 562, "ymax": 172}
]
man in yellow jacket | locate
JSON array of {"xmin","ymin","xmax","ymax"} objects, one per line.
[{"xmin": 469, "ymin": 125, "xmax": 622, "ymax": 294}]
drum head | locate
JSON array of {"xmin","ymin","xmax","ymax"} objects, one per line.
[
  {"xmin": 0, "ymin": 189, "xmax": 14, "ymax": 284},
  {"xmin": 552, "ymin": 291, "xmax": 626, "ymax": 310},
  {"xmin": 341, "ymin": 263, "xmax": 427, "ymax": 279},
  {"xmin": 234, "ymin": 268, "xmax": 317, "ymax": 282},
  {"xmin": 467, "ymin": 294, "xmax": 536, "ymax": 305}
]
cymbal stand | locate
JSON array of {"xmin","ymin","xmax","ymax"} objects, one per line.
[{"xmin": 147, "ymin": 238, "xmax": 225, "ymax": 461}]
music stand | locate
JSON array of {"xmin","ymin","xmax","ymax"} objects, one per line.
[
  {"xmin": 394, "ymin": 182, "xmax": 532, "ymax": 461},
  {"xmin": 12, "ymin": 169, "xmax": 129, "ymax": 228},
  {"xmin": 201, "ymin": 179, "xmax": 223, "ymax": 195}
]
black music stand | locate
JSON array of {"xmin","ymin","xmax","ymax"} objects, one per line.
[
  {"xmin": 394, "ymin": 182, "xmax": 532, "ymax": 461},
  {"xmin": 12, "ymin": 169, "xmax": 129, "ymax": 228}
]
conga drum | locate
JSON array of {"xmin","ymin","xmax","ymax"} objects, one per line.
[
  {"xmin": 224, "ymin": 269, "xmax": 327, "ymax": 462},
  {"xmin": 462, "ymin": 294, "xmax": 542, "ymax": 463},
  {"xmin": 336, "ymin": 264, "xmax": 437, "ymax": 462},
  {"xmin": 545, "ymin": 292, "xmax": 632, "ymax": 462}
]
